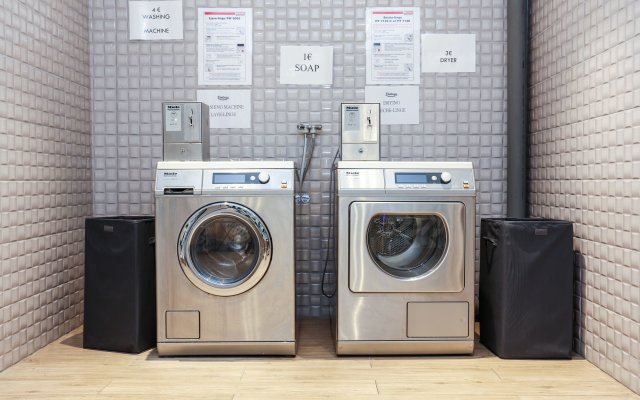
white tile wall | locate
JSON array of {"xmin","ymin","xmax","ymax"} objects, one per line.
[
  {"xmin": 89, "ymin": 0, "xmax": 508, "ymax": 318},
  {"xmin": 529, "ymin": 0, "xmax": 640, "ymax": 394},
  {"xmin": 0, "ymin": 1, "xmax": 91, "ymax": 372}
]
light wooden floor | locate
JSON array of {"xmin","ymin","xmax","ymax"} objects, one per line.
[{"xmin": 0, "ymin": 319, "xmax": 637, "ymax": 400}]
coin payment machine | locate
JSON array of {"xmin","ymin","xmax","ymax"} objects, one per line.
[
  {"xmin": 162, "ymin": 102, "xmax": 210, "ymax": 161},
  {"xmin": 340, "ymin": 103, "xmax": 380, "ymax": 161}
]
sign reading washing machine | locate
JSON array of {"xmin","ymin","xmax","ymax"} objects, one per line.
[
  {"xmin": 197, "ymin": 89, "xmax": 252, "ymax": 129},
  {"xmin": 128, "ymin": 1, "xmax": 184, "ymax": 40}
]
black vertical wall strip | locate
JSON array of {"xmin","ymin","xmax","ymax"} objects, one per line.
[{"xmin": 506, "ymin": 0, "xmax": 530, "ymax": 217}]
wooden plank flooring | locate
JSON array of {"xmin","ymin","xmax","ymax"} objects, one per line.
[{"xmin": 0, "ymin": 319, "xmax": 637, "ymax": 399}]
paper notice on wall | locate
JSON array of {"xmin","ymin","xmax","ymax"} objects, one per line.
[
  {"xmin": 198, "ymin": 8, "xmax": 252, "ymax": 85},
  {"xmin": 366, "ymin": 7, "xmax": 421, "ymax": 85},
  {"xmin": 365, "ymin": 86, "xmax": 419, "ymax": 125},
  {"xmin": 197, "ymin": 90, "xmax": 251, "ymax": 129},
  {"xmin": 279, "ymin": 46, "xmax": 333, "ymax": 85},
  {"xmin": 128, "ymin": 1, "xmax": 183, "ymax": 40},
  {"xmin": 421, "ymin": 34, "xmax": 476, "ymax": 73}
]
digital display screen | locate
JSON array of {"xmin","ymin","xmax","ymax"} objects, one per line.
[
  {"xmin": 395, "ymin": 173, "xmax": 429, "ymax": 184},
  {"xmin": 213, "ymin": 173, "xmax": 246, "ymax": 184}
]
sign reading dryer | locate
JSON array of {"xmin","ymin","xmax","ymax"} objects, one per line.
[
  {"xmin": 422, "ymin": 34, "xmax": 476, "ymax": 73},
  {"xmin": 365, "ymin": 86, "xmax": 419, "ymax": 125},
  {"xmin": 128, "ymin": 1, "xmax": 184, "ymax": 40},
  {"xmin": 279, "ymin": 46, "xmax": 333, "ymax": 85},
  {"xmin": 197, "ymin": 90, "xmax": 251, "ymax": 129}
]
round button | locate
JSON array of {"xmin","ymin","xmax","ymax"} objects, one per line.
[
  {"xmin": 440, "ymin": 172, "xmax": 452, "ymax": 184},
  {"xmin": 258, "ymin": 172, "xmax": 270, "ymax": 184}
]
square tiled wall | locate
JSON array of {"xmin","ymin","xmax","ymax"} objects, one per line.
[
  {"xmin": 90, "ymin": 0, "xmax": 508, "ymax": 319},
  {"xmin": 529, "ymin": 0, "xmax": 640, "ymax": 394},
  {"xmin": 0, "ymin": 1, "xmax": 91, "ymax": 372}
]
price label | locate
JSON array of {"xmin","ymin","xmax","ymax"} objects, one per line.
[{"xmin": 129, "ymin": 1, "xmax": 184, "ymax": 41}]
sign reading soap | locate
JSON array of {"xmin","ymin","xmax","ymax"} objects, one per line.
[{"xmin": 279, "ymin": 46, "xmax": 333, "ymax": 85}]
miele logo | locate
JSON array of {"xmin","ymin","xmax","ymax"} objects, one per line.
[
  {"xmin": 166, "ymin": 105, "xmax": 180, "ymax": 110},
  {"xmin": 217, "ymin": 96, "xmax": 229, "ymax": 101},
  {"xmin": 163, "ymin": 172, "xmax": 178, "ymax": 177},
  {"xmin": 345, "ymin": 171, "xmax": 360, "ymax": 176},
  {"xmin": 345, "ymin": 106, "xmax": 359, "ymax": 111},
  {"xmin": 385, "ymin": 92, "xmax": 398, "ymax": 97}
]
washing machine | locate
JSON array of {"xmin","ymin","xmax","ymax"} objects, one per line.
[
  {"xmin": 332, "ymin": 161, "xmax": 476, "ymax": 355},
  {"xmin": 155, "ymin": 161, "xmax": 296, "ymax": 355}
]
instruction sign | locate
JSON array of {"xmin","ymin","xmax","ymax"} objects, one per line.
[
  {"xmin": 198, "ymin": 8, "xmax": 253, "ymax": 85},
  {"xmin": 366, "ymin": 7, "xmax": 421, "ymax": 85},
  {"xmin": 421, "ymin": 34, "xmax": 476, "ymax": 73},
  {"xmin": 129, "ymin": 1, "xmax": 183, "ymax": 40},
  {"xmin": 365, "ymin": 86, "xmax": 419, "ymax": 125},
  {"xmin": 197, "ymin": 90, "xmax": 252, "ymax": 129},
  {"xmin": 279, "ymin": 46, "xmax": 333, "ymax": 85}
]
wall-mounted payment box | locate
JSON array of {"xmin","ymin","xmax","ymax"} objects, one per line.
[
  {"xmin": 162, "ymin": 102, "xmax": 210, "ymax": 161},
  {"xmin": 341, "ymin": 103, "xmax": 380, "ymax": 161}
]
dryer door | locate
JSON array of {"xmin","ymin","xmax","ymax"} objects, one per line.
[
  {"xmin": 178, "ymin": 202, "xmax": 272, "ymax": 296},
  {"xmin": 349, "ymin": 201, "xmax": 465, "ymax": 293}
]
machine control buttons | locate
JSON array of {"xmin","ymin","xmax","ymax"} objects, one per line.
[
  {"xmin": 258, "ymin": 172, "xmax": 270, "ymax": 184},
  {"xmin": 250, "ymin": 175, "xmax": 256, "ymax": 181},
  {"xmin": 463, "ymin": 180, "xmax": 470, "ymax": 189},
  {"xmin": 440, "ymin": 171, "xmax": 452, "ymax": 184}
]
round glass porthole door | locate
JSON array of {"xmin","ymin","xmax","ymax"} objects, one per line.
[
  {"xmin": 178, "ymin": 202, "xmax": 272, "ymax": 296},
  {"xmin": 366, "ymin": 213, "xmax": 447, "ymax": 279}
]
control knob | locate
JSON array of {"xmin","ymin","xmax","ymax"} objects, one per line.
[
  {"xmin": 440, "ymin": 171, "xmax": 452, "ymax": 184},
  {"xmin": 258, "ymin": 172, "xmax": 270, "ymax": 184}
]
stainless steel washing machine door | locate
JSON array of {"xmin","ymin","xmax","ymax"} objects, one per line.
[
  {"xmin": 178, "ymin": 202, "xmax": 272, "ymax": 296},
  {"xmin": 349, "ymin": 201, "xmax": 465, "ymax": 293}
]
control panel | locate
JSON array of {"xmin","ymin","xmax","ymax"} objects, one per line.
[
  {"xmin": 337, "ymin": 162, "xmax": 475, "ymax": 193},
  {"xmin": 385, "ymin": 169, "xmax": 474, "ymax": 191},
  {"xmin": 156, "ymin": 169, "xmax": 294, "ymax": 194},
  {"xmin": 201, "ymin": 169, "xmax": 293, "ymax": 192}
]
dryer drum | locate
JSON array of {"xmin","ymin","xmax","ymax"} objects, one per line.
[{"xmin": 366, "ymin": 214, "xmax": 447, "ymax": 278}]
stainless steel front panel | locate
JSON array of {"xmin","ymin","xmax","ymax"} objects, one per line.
[
  {"xmin": 336, "ymin": 340, "xmax": 473, "ymax": 355},
  {"xmin": 349, "ymin": 201, "xmax": 465, "ymax": 293},
  {"xmin": 335, "ymin": 192, "xmax": 475, "ymax": 354},
  {"xmin": 158, "ymin": 341, "xmax": 296, "ymax": 356},
  {"xmin": 155, "ymin": 194, "xmax": 295, "ymax": 352}
]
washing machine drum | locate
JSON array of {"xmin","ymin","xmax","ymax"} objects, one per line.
[
  {"xmin": 178, "ymin": 202, "xmax": 272, "ymax": 296},
  {"xmin": 366, "ymin": 214, "xmax": 447, "ymax": 279}
]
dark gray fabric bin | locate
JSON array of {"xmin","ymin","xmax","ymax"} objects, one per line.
[
  {"xmin": 479, "ymin": 218, "xmax": 574, "ymax": 359},
  {"xmin": 84, "ymin": 216, "xmax": 156, "ymax": 353}
]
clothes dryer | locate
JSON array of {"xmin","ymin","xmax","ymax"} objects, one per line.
[{"xmin": 333, "ymin": 161, "xmax": 476, "ymax": 355}]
